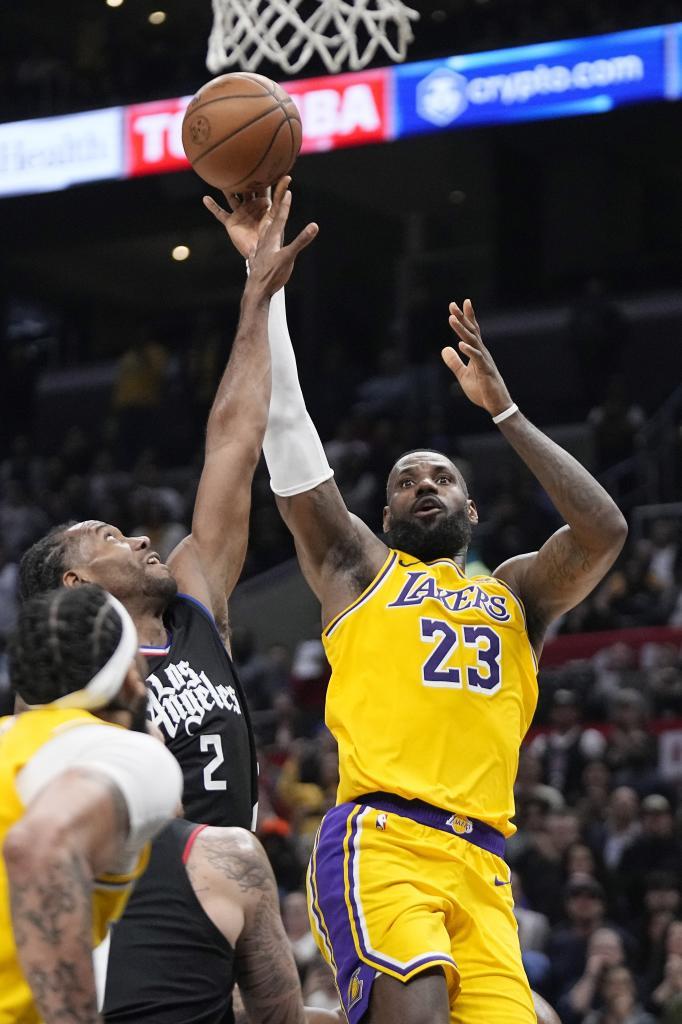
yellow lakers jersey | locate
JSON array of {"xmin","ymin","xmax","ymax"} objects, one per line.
[
  {"xmin": 323, "ymin": 549, "xmax": 538, "ymax": 836},
  {"xmin": 0, "ymin": 708, "xmax": 149, "ymax": 1024}
]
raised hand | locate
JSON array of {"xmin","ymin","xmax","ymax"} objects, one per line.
[
  {"xmin": 203, "ymin": 188, "xmax": 271, "ymax": 259},
  {"xmin": 205, "ymin": 176, "xmax": 318, "ymax": 297},
  {"xmin": 441, "ymin": 299, "xmax": 513, "ymax": 417}
]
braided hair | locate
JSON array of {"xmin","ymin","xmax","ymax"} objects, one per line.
[
  {"xmin": 9, "ymin": 585, "xmax": 124, "ymax": 706},
  {"xmin": 19, "ymin": 523, "xmax": 79, "ymax": 601}
]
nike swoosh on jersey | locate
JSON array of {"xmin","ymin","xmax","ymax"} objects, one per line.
[
  {"xmin": 398, "ymin": 558, "xmax": 421, "ymax": 567},
  {"xmin": 494, "ymin": 876, "xmax": 512, "ymax": 886}
]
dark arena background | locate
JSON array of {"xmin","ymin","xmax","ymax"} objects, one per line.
[{"xmin": 1, "ymin": 2, "xmax": 682, "ymax": 1018}]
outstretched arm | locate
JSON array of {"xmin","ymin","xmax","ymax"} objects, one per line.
[
  {"xmin": 443, "ymin": 299, "xmax": 627, "ymax": 651},
  {"xmin": 4, "ymin": 770, "xmax": 130, "ymax": 1024},
  {"xmin": 169, "ymin": 179, "xmax": 318, "ymax": 635},
  {"xmin": 207, "ymin": 188, "xmax": 387, "ymax": 626}
]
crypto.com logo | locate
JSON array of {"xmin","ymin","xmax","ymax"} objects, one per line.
[{"xmin": 416, "ymin": 68, "xmax": 468, "ymax": 126}]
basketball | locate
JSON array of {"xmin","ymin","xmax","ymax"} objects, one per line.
[{"xmin": 181, "ymin": 72, "xmax": 302, "ymax": 193}]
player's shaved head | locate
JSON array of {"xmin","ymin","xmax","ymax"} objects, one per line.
[{"xmin": 386, "ymin": 450, "xmax": 468, "ymax": 501}]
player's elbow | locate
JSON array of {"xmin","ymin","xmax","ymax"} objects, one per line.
[
  {"xmin": 4, "ymin": 819, "xmax": 56, "ymax": 884},
  {"xmin": 602, "ymin": 508, "xmax": 628, "ymax": 553},
  {"xmin": 4, "ymin": 817, "xmax": 78, "ymax": 884}
]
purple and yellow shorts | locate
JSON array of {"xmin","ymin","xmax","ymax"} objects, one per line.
[{"xmin": 306, "ymin": 795, "xmax": 535, "ymax": 1024}]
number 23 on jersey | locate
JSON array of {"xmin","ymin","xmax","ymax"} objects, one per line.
[{"xmin": 420, "ymin": 618, "xmax": 501, "ymax": 693}]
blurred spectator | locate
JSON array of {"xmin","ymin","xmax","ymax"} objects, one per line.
[
  {"xmin": 604, "ymin": 690, "xmax": 657, "ymax": 788},
  {"xmin": 277, "ymin": 739, "xmax": 338, "ymax": 849},
  {"xmin": 619, "ymin": 796, "xmax": 682, "ymax": 919},
  {"xmin": 587, "ymin": 786, "xmax": 641, "ymax": 872},
  {"xmin": 516, "ymin": 810, "xmax": 582, "ymax": 922},
  {"xmin": 576, "ymin": 760, "xmax": 612, "ymax": 832},
  {"xmin": 558, "ymin": 927, "xmax": 628, "ymax": 1023},
  {"xmin": 301, "ymin": 956, "xmax": 340, "ymax": 1012},
  {"xmin": 530, "ymin": 689, "xmax": 606, "ymax": 802},
  {"xmin": 112, "ymin": 336, "xmax": 168, "ymax": 464},
  {"xmin": 257, "ymin": 817, "xmax": 304, "ymax": 895},
  {"xmin": 548, "ymin": 874, "xmax": 611, "ymax": 998},
  {"xmin": 289, "ymin": 640, "xmax": 330, "ymax": 738},
  {"xmin": 282, "ymin": 891, "xmax": 319, "ymax": 977},
  {"xmin": 642, "ymin": 518, "xmax": 680, "ymax": 592},
  {"xmin": 512, "ymin": 871, "xmax": 551, "ymax": 992},
  {"xmin": 583, "ymin": 965, "xmax": 655, "ymax": 1024}
]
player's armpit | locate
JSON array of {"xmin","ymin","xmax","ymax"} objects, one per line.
[
  {"xmin": 495, "ymin": 521, "xmax": 626, "ymax": 651},
  {"xmin": 276, "ymin": 479, "xmax": 388, "ymax": 620}
]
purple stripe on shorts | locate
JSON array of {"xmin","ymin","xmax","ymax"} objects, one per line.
[
  {"xmin": 312, "ymin": 804, "xmax": 458, "ymax": 1023},
  {"xmin": 312, "ymin": 804, "xmax": 375, "ymax": 1024}
]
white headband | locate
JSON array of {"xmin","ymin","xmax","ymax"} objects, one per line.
[{"xmin": 28, "ymin": 593, "xmax": 139, "ymax": 711}]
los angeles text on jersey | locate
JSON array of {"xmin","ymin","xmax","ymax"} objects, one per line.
[
  {"xmin": 147, "ymin": 660, "xmax": 242, "ymax": 739},
  {"xmin": 388, "ymin": 571, "xmax": 511, "ymax": 621}
]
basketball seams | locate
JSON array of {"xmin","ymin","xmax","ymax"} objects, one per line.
[
  {"xmin": 183, "ymin": 72, "xmax": 302, "ymax": 191},
  {"xmin": 192, "ymin": 105, "xmax": 289, "ymax": 167},
  {"xmin": 222, "ymin": 115, "xmax": 295, "ymax": 191}
]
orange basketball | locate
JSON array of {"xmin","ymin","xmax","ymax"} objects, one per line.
[{"xmin": 181, "ymin": 72, "xmax": 302, "ymax": 193}]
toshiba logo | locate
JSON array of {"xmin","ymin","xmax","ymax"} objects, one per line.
[
  {"xmin": 288, "ymin": 70, "xmax": 390, "ymax": 153},
  {"xmin": 124, "ymin": 71, "xmax": 390, "ymax": 176},
  {"xmin": 125, "ymin": 97, "xmax": 191, "ymax": 176}
]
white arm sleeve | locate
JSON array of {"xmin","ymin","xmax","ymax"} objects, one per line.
[
  {"xmin": 263, "ymin": 287, "xmax": 334, "ymax": 497},
  {"xmin": 16, "ymin": 724, "xmax": 183, "ymax": 873}
]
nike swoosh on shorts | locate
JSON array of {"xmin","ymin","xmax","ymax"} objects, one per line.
[{"xmin": 494, "ymin": 876, "xmax": 511, "ymax": 886}]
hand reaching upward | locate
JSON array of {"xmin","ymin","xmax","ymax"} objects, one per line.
[
  {"xmin": 442, "ymin": 299, "xmax": 513, "ymax": 418},
  {"xmin": 204, "ymin": 176, "xmax": 318, "ymax": 298},
  {"xmin": 203, "ymin": 187, "xmax": 270, "ymax": 259}
]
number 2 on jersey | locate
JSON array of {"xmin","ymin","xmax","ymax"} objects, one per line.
[
  {"xmin": 200, "ymin": 733, "xmax": 227, "ymax": 790},
  {"xmin": 420, "ymin": 618, "xmax": 501, "ymax": 693}
]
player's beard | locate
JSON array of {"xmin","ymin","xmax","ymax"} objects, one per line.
[
  {"xmin": 141, "ymin": 569, "xmax": 178, "ymax": 609},
  {"xmin": 384, "ymin": 508, "xmax": 473, "ymax": 563}
]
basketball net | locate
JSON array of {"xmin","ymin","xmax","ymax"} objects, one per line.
[{"xmin": 206, "ymin": 0, "xmax": 420, "ymax": 76}]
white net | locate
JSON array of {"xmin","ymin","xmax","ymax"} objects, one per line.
[{"xmin": 206, "ymin": 0, "xmax": 420, "ymax": 76}]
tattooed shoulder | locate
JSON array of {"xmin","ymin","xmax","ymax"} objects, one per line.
[{"xmin": 196, "ymin": 827, "xmax": 273, "ymax": 896}]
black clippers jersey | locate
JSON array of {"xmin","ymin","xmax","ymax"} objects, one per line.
[
  {"xmin": 142, "ymin": 595, "xmax": 257, "ymax": 829},
  {"xmin": 103, "ymin": 819, "xmax": 235, "ymax": 1024}
]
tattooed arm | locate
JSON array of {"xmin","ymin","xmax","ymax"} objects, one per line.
[
  {"xmin": 186, "ymin": 827, "xmax": 306, "ymax": 1024},
  {"xmin": 443, "ymin": 299, "xmax": 627, "ymax": 652},
  {"xmin": 3, "ymin": 768, "xmax": 131, "ymax": 1024}
]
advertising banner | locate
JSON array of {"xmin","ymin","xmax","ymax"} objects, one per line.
[
  {"xmin": 0, "ymin": 107, "xmax": 123, "ymax": 197},
  {"xmin": 285, "ymin": 68, "xmax": 392, "ymax": 153},
  {"xmin": 393, "ymin": 25, "xmax": 671, "ymax": 136},
  {"xmin": 124, "ymin": 96, "xmax": 192, "ymax": 177}
]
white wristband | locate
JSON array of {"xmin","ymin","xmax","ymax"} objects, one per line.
[{"xmin": 492, "ymin": 403, "xmax": 519, "ymax": 425}]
